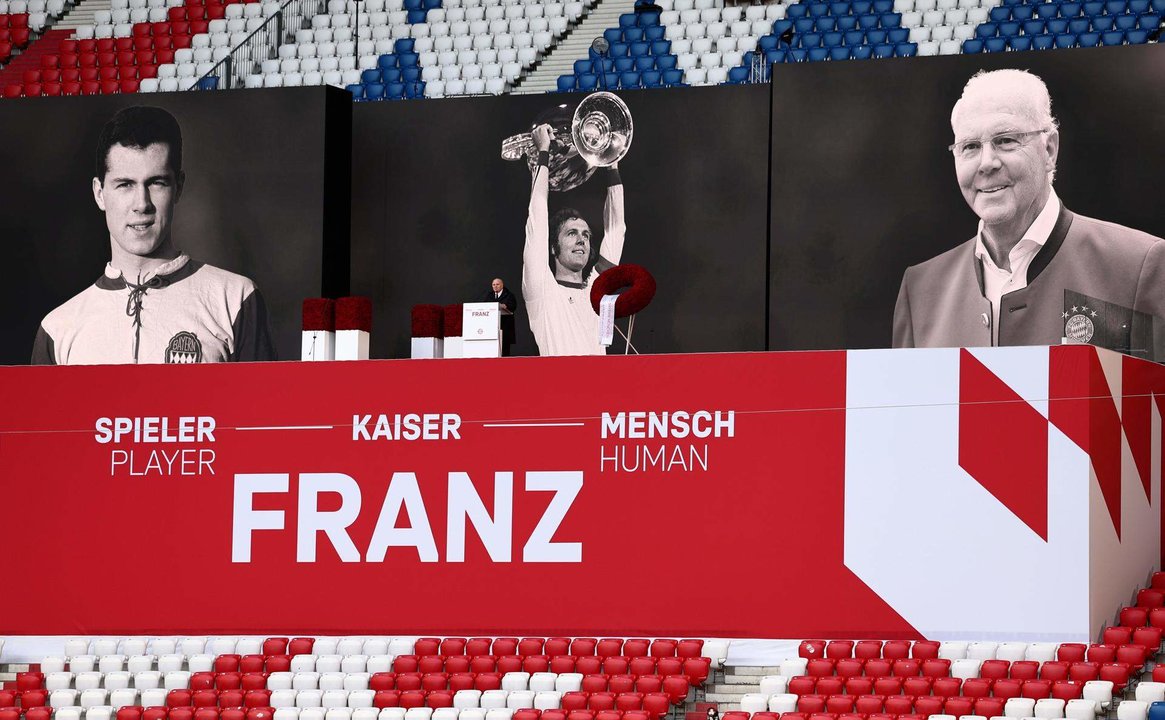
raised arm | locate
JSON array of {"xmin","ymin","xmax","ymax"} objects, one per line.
[
  {"xmin": 596, "ymin": 165, "xmax": 625, "ymax": 272},
  {"xmin": 522, "ymin": 124, "xmax": 557, "ymax": 295}
]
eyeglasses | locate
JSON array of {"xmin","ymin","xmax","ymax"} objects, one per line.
[{"xmin": 949, "ymin": 129, "xmax": 1048, "ymax": 160}]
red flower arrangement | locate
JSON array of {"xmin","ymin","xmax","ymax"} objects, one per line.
[
  {"xmin": 301, "ymin": 297, "xmax": 335, "ymax": 332},
  {"xmin": 410, "ymin": 304, "xmax": 443, "ymax": 338},
  {"xmin": 589, "ymin": 264, "xmax": 656, "ymax": 318}
]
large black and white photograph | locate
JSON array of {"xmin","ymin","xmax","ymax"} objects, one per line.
[
  {"xmin": 0, "ymin": 86, "xmax": 351, "ymax": 366},
  {"xmin": 350, "ymin": 83, "xmax": 771, "ymax": 360},
  {"xmin": 768, "ymin": 44, "xmax": 1165, "ymax": 360}
]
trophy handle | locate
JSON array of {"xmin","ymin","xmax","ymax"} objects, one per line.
[{"xmin": 501, "ymin": 132, "xmax": 534, "ymax": 161}]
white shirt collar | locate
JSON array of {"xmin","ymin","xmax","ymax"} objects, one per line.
[
  {"xmin": 973, "ymin": 190, "xmax": 1060, "ymax": 270},
  {"xmin": 105, "ymin": 253, "xmax": 190, "ymax": 284}
]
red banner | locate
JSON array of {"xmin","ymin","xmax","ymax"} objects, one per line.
[{"xmin": 1, "ymin": 352, "xmax": 918, "ymax": 638}]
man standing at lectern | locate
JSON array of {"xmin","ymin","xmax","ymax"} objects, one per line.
[
  {"xmin": 892, "ymin": 69, "xmax": 1165, "ymax": 355},
  {"xmin": 523, "ymin": 124, "xmax": 626, "ymax": 357},
  {"xmin": 483, "ymin": 277, "xmax": 517, "ymax": 356}
]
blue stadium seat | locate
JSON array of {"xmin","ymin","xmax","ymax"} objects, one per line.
[
  {"xmin": 624, "ymin": 27, "xmax": 644, "ymax": 42},
  {"xmin": 788, "ymin": 48, "xmax": 808, "ymax": 61},
  {"xmin": 808, "ymin": 46, "xmax": 829, "ymax": 59},
  {"xmin": 402, "ymin": 66, "xmax": 420, "ymax": 82},
  {"xmin": 645, "ymin": 25, "xmax": 665, "ymax": 40},
  {"xmin": 394, "ymin": 38, "xmax": 415, "ymax": 54},
  {"xmin": 809, "ymin": 3, "xmax": 829, "ymax": 17},
  {"xmin": 1129, "ymin": 0, "xmax": 1150, "ymax": 12},
  {"xmin": 578, "ymin": 73, "xmax": 598, "ymax": 90},
  {"xmin": 1008, "ymin": 35, "xmax": 1032, "ymax": 48},
  {"xmin": 383, "ymin": 67, "xmax": 402, "ymax": 83},
  {"xmin": 1154, "ymin": 0, "xmax": 1165, "ymax": 13},
  {"xmin": 1114, "ymin": 13, "xmax": 1138, "ymax": 28},
  {"xmin": 871, "ymin": 42, "xmax": 893, "ymax": 56},
  {"xmin": 619, "ymin": 70, "xmax": 640, "ymax": 88},
  {"xmin": 773, "ymin": 18, "xmax": 795, "ymax": 35},
  {"xmin": 604, "ymin": 71, "xmax": 620, "ymax": 88},
  {"xmin": 866, "ymin": 28, "xmax": 887, "ymax": 42},
  {"xmin": 1023, "ymin": 19, "xmax": 1046, "ymax": 34},
  {"xmin": 829, "ymin": 1, "xmax": 849, "ymax": 13},
  {"xmin": 405, "ymin": 81, "xmax": 425, "ymax": 99},
  {"xmin": 1091, "ymin": 14, "xmax": 1114, "ymax": 30},
  {"xmin": 1105, "ymin": 0, "xmax": 1128, "ymax": 11},
  {"xmin": 1127, "ymin": 27, "xmax": 1149, "ymax": 40},
  {"xmin": 1047, "ymin": 17, "xmax": 1069, "ymax": 32},
  {"xmin": 365, "ymin": 82, "xmax": 386, "ymax": 100},
  {"xmin": 1101, "ymin": 29, "xmax": 1126, "ymax": 42},
  {"xmin": 1059, "ymin": 2, "xmax": 1082, "ymax": 16},
  {"xmin": 558, "ymin": 75, "xmax": 577, "ymax": 91},
  {"xmin": 852, "ymin": 0, "xmax": 872, "ymax": 12},
  {"xmin": 1035, "ymin": 3, "xmax": 1059, "ymax": 18},
  {"xmin": 962, "ymin": 38, "xmax": 984, "ymax": 51},
  {"xmin": 386, "ymin": 82, "xmax": 405, "ymax": 99},
  {"xmin": 573, "ymin": 59, "xmax": 591, "ymax": 75},
  {"xmin": 829, "ymin": 45, "xmax": 851, "ymax": 58},
  {"xmin": 989, "ymin": 6, "xmax": 1010, "ymax": 21},
  {"xmin": 609, "ymin": 41, "xmax": 628, "ymax": 56},
  {"xmin": 197, "ymin": 76, "xmax": 218, "ymax": 90},
  {"xmin": 882, "ymin": 13, "xmax": 901, "ymax": 26},
  {"xmin": 403, "ymin": 0, "xmax": 421, "ymax": 9},
  {"xmin": 361, "ymin": 68, "xmax": 381, "ymax": 83},
  {"xmin": 635, "ymin": 55, "xmax": 655, "ymax": 71},
  {"xmin": 651, "ymin": 39, "xmax": 671, "ymax": 54},
  {"xmin": 619, "ymin": 12, "xmax": 636, "ymax": 27},
  {"xmin": 398, "ymin": 52, "xmax": 419, "ymax": 67},
  {"xmin": 614, "ymin": 56, "xmax": 634, "ymax": 71},
  {"xmin": 976, "ymin": 21, "xmax": 998, "ymax": 37},
  {"xmin": 727, "ymin": 66, "xmax": 750, "ymax": 81},
  {"xmin": 850, "ymin": 43, "xmax": 873, "ymax": 57},
  {"xmin": 656, "ymin": 55, "xmax": 677, "ymax": 69},
  {"xmin": 795, "ymin": 17, "xmax": 816, "ymax": 31},
  {"xmin": 604, "ymin": 28, "xmax": 622, "ymax": 44},
  {"xmin": 837, "ymin": 15, "xmax": 858, "ymax": 29},
  {"xmin": 642, "ymin": 69, "xmax": 662, "ymax": 87},
  {"xmin": 346, "ymin": 83, "xmax": 363, "ymax": 99},
  {"xmin": 630, "ymin": 40, "xmax": 650, "ymax": 55},
  {"xmin": 1033, "ymin": 33, "xmax": 1055, "ymax": 48},
  {"xmin": 816, "ymin": 16, "xmax": 837, "ymax": 30},
  {"xmin": 377, "ymin": 54, "xmax": 396, "ymax": 71},
  {"xmin": 998, "ymin": 21, "xmax": 1021, "ymax": 35},
  {"xmin": 823, "ymin": 30, "xmax": 844, "ymax": 45},
  {"xmin": 1012, "ymin": 5, "xmax": 1034, "ymax": 19},
  {"xmin": 638, "ymin": 9, "xmax": 660, "ymax": 24},
  {"xmin": 1068, "ymin": 17, "xmax": 1091, "ymax": 32},
  {"xmin": 800, "ymin": 31, "xmax": 822, "ymax": 46},
  {"xmin": 1077, "ymin": 30, "xmax": 1101, "ymax": 43},
  {"xmin": 787, "ymin": 3, "xmax": 808, "ymax": 17},
  {"xmin": 844, "ymin": 29, "xmax": 865, "ymax": 43},
  {"xmin": 888, "ymin": 27, "xmax": 908, "ymax": 42},
  {"xmin": 1149, "ymin": 702, "xmax": 1165, "ymax": 720},
  {"xmin": 874, "ymin": 0, "xmax": 893, "ymax": 12},
  {"xmin": 759, "ymin": 35, "xmax": 779, "ymax": 51},
  {"xmin": 1140, "ymin": 12, "xmax": 1161, "ymax": 28},
  {"xmin": 1054, "ymin": 32, "xmax": 1078, "ymax": 46},
  {"xmin": 766, "ymin": 48, "xmax": 787, "ymax": 63},
  {"xmin": 858, "ymin": 13, "xmax": 880, "ymax": 28},
  {"xmin": 406, "ymin": 9, "xmax": 426, "ymax": 22},
  {"xmin": 422, "ymin": 0, "xmax": 439, "ymax": 9},
  {"xmin": 895, "ymin": 41, "xmax": 917, "ymax": 55},
  {"xmin": 984, "ymin": 36, "xmax": 1007, "ymax": 50},
  {"xmin": 662, "ymin": 68, "xmax": 684, "ymax": 85},
  {"xmin": 1082, "ymin": 0, "xmax": 1104, "ymax": 13}
]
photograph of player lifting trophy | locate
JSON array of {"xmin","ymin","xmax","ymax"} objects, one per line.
[{"xmin": 501, "ymin": 92, "xmax": 634, "ymax": 357}]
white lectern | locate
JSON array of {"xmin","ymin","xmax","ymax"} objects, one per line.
[{"xmin": 463, "ymin": 302, "xmax": 504, "ymax": 358}]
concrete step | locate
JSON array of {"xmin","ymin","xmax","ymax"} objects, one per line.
[
  {"xmin": 705, "ymin": 691, "xmax": 752, "ymax": 703},
  {"xmin": 721, "ymin": 673, "xmax": 766, "ymax": 685},
  {"xmin": 728, "ymin": 666, "xmax": 780, "ymax": 676},
  {"xmin": 56, "ymin": 0, "xmax": 111, "ymax": 29},
  {"xmin": 515, "ymin": 0, "xmax": 636, "ymax": 93}
]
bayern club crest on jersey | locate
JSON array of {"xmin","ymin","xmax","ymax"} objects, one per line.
[
  {"xmin": 1063, "ymin": 305, "xmax": 1096, "ymax": 343},
  {"xmin": 166, "ymin": 331, "xmax": 202, "ymax": 363}
]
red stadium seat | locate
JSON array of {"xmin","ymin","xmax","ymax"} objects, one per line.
[
  {"xmin": 441, "ymin": 639, "xmax": 467, "ymax": 656},
  {"xmin": 21, "ymin": 690, "xmax": 48, "ymax": 708},
  {"xmin": 609, "ymin": 676, "xmax": 636, "ymax": 695},
  {"xmin": 1116, "ymin": 645, "xmax": 1148, "ymax": 667},
  {"xmin": 549, "ymin": 657, "xmax": 576, "ymax": 674},
  {"xmin": 582, "ymin": 676, "xmax": 608, "ymax": 694},
  {"xmin": 60, "ymin": 53, "xmax": 79, "ymax": 67},
  {"xmin": 243, "ymin": 691, "xmax": 270, "ymax": 708},
  {"xmin": 1099, "ymin": 663, "xmax": 1131, "ymax": 690},
  {"xmin": 882, "ymin": 695, "xmax": 913, "ymax": 715},
  {"xmin": 419, "ymin": 657, "xmax": 445, "ymax": 674},
  {"xmin": 113, "ymin": 35, "xmax": 133, "ymax": 51},
  {"xmin": 395, "ymin": 657, "xmax": 420, "ymax": 674},
  {"xmin": 567, "ymin": 711, "xmax": 595, "ymax": 720},
  {"xmin": 241, "ymin": 675, "xmax": 267, "ymax": 692},
  {"xmin": 1154, "ymin": 666, "xmax": 1165, "ymax": 683},
  {"xmin": 992, "ymin": 679, "xmax": 1022, "ymax": 699},
  {"xmin": 21, "ymin": 69, "xmax": 39, "ymax": 83},
  {"xmin": 217, "ymin": 674, "xmax": 243, "ymax": 691},
  {"xmin": 864, "ymin": 659, "xmax": 891, "ymax": 678},
  {"xmin": 171, "ymin": 709, "xmax": 195, "ymax": 720},
  {"xmin": 522, "ymin": 656, "xmax": 549, "ymax": 674},
  {"xmin": 661, "ymin": 676, "xmax": 689, "ymax": 705},
  {"xmin": 634, "ymin": 676, "xmax": 662, "ymax": 695},
  {"xmin": 980, "ymin": 660, "xmax": 1010, "ymax": 680},
  {"xmin": 192, "ymin": 674, "xmax": 217, "ymax": 691},
  {"xmin": 422, "ymin": 674, "xmax": 448, "ymax": 692},
  {"xmin": 932, "ymin": 677, "xmax": 961, "ymax": 697},
  {"xmin": 373, "ymin": 691, "xmax": 400, "ymax": 708},
  {"xmin": 682, "ymin": 659, "xmax": 710, "ymax": 688},
  {"xmin": 676, "ymin": 641, "xmax": 703, "ymax": 659},
  {"xmin": 27, "ymin": 708, "xmax": 53, "ymax": 720},
  {"xmin": 641, "ymin": 695, "xmax": 668, "ymax": 720},
  {"xmin": 623, "ymin": 641, "xmax": 650, "ymax": 659},
  {"xmin": 0, "ymin": 708, "xmax": 22, "ymax": 720},
  {"xmin": 513, "ymin": 710, "xmax": 541, "ymax": 720},
  {"xmin": 629, "ymin": 658, "xmax": 656, "ymax": 677},
  {"xmin": 143, "ymin": 708, "xmax": 168, "ymax": 720},
  {"xmin": 371, "ymin": 674, "xmax": 396, "ymax": 691},
  {"xmin": 1152, "ymin": 572, "xmax": 1165, "ymax": 590},
  {"xmin": 38, "ymin": 53, "xmax": 57, "ymax": 68},
  {"xmin": 427, "ymin": 692, "xmax": 453, "ymax": 709},
  {"xmin": 1039, "ymin": 662, "xmax": 1069, "ymax": 682},
  {"xmin": 973, "ymin": 697, "xmax": 1005, "ymax": 717},
  {"xmin": 576, "ymin": 658, "xmax": 603, "ymax": 676},
  {"xmin": 1087, "ymin": 645, "xmax": 1116, "ymax": 664},
  {"xmin": 445, "ymin": 657, "xmax": 470, "ymax": 674},
  {"xmin": 656, "ymin": 659, "xmax": 682, "ymax": 677},
  {"xmin": 921, "ymin": 659, "xmax": 950, "ymax": 678},
  {"xmin": 543, "ymin": 711, "xmax": 568, "ymax": 720},
  {"xmin": 1051, "ymin": 681, "xmax": 1083, "ymax": 701},
  {"xmin": 943, "ymin": 696, "xmax": 973, "ymax": 716},
  {"xmin": 1121, "ymin": 607, "xmax": 1150, "ymax": 627},
  {"xmin": 826, "ymin": 641, "xmax": 853, "ymax": 660},
  {"xmin": 416, "ymin": 640, "xmax": 442, "ymax": 656},
  {"xmin": 396, "ymin": 674, "xmax": 422, "ymax": 692},
  {"xmin": 1133, "ymin": 627, "xmax": 1163, "ymax": 649},
  {"xmin": 891, "ymin": 659, "xmax": 920, "ymax": 677},
  {"xmin": 466, "ymin": 639, "xmax": 492, "ymax": 657},
  {"xmin": 194, "ymin": 710, "xmax": 219, "ymax": 720},
  {"xmin": 912, "ymin": 696, "xmax": 943, "ymax": 716},
  {"xmin": 215, "ymin": 657, "xmax": 242, "ymax": 673},
  {"xmin": 598, "ymin": 640, "xmax": 625, "ymax": 658},
  {"xmin": 815, "ymin": 678, "xmax": 843, "ymax": 696},
  {"xmin": 1058, "ymin": 644, "xmax": 1087, "ymax": 663},
  {"xmin": 219, "ymin": 691, "xmax": 245, "ymax": 708},
  {"xmin": 882, "ymin": 642, "xmax": 911, "ymax": 660},
  {"xmin": 545, "ymin": 639, "xmax": 570, "ymax": 657},
  {"xmin": 806, "ymin": 659, "xmax": 834, "ymax": 678},
  {"xmin": 799, "ymin": 642, "xmax": 827, "ymax": 659},
  {"xmin": 61, "ymin": 67, "xmax": 80, "ymax": 81},
  {"xmin": 961, "ymin": 678, "xmax": 992, "ymax": 698},
  {"xmin": 843, "ymin": 678, "xmax": 872, "ymax": 696},
  {"xmin": 1151, "ymin": 609, "xmax": 1165, "ymax": 630},
  {"xmin": 449, "ymin": 674, "xmax": 474, "ymax": 692},
  {"xmin": 168, "ymin": 690, "xmax": 194, "ymax": 708},
  {"xmin": 871, "ymin": 677, "xmax": 902, "ymax": 696},
  {"xmin": 901, "ymin": 677, "xmax": 931, "ymax": 696},
  {"xmin": 1010, "ymin": 661, "xmax": 1039, "ymax": 681},
  {"xmin": 573, "ymin": 639, "xmax": 598, "ymax": 657},
  {"xmin": 240, "ymin": 657, "xmax": 265, "ymax": 675},
  {"xmin": 118, "ymin": 708, "xmax": 146, "ymax": 720},
  {"xmin": 594, "ymin": 712, "xmax": 621, "ymax": 720},
  {"xmin": 475, "ymin": 674, "xmax": 501, "ymax": 692},
  {"xmin": 588, "ymin": 693, "xmax": 615, "ymax": 712},
  {"xmin": 1020, "ymin": 680, "xmax": 1052, "ymax": 699},
  {"xmin": 854, "ymin": 695, "xmax": 883, "ymax": 714},
  {"xmin": 497, "ymin": 657, "xmax": 522, "ymax": 675},
  {"xmin": 603, "ymin": 658, "xmax": 630, "ymax": 676},
  {"xmin": 615, "ymin": 693, "xmax": 643, "ymax": 712},
  {"xmin": 220, "ymin": 709, "xmax": 245, "ymax": 720},
  {"xmin": 854, "ymin": 642, "xmax": 882, "ymax": 660},
  {"xmin": 1103, "ymin": 627, "xmax": 1134, "ymax": 646},
  {"xmin": 1138, "ymin": 589, "xmax": 1165, "ymax": 607},
  {"xmin": 796, "ymin": 695, "xmax": 826, "ymax": 714},
  {"xmin": 789, "ymin": 677, "xmax": 817, "ymax": 695},
  {"xmin": 826, "ymin": 696, "xmax": 855, "ymax": 714},
  {"xmin": 562, "ymin": 693, "xmax": 588, "ymax": 712},
  {"xmin": 519, "ymin": 639, "xmax": 544, "ymax": 657},
  {"xmin": 835, "ymin": 659, "xmax": 864, "ymax": 678},
  {"xmin": 1068, "ymin": 662, "xmax": 1099, "ymax": 683},
  {"xmin": 246, "ymin": 708, "xmax": 273, "ymax": 720},
  {"xmin": 399, "ymin": 692, "xmax": 425, "ymax": 709}
]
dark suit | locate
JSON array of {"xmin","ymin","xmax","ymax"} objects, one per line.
[
  {"xmin": 893, "ymin": 204, "xmax": 1165, "ymax": 359},
  {"xmin": 483, "ymin": 287, "xmax": 518, "ymax": 356}
]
